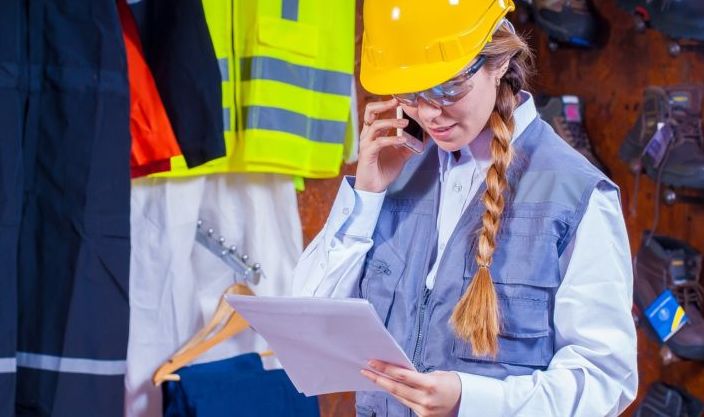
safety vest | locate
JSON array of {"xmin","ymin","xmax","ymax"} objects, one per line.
[{"xmin": 154, "ymin": 0, "xmax": 355, "ymax": 179}]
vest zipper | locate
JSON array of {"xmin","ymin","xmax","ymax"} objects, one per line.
[{"xmin": 411, "ymin": 286, "xmax": 432, "ymax": 369}]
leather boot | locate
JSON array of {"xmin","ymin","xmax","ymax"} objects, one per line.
[
  {"xmin": 535, "ymin": 94, "xmax": 608, "ymax": 174},
  {"xmin": 531, "ymin": 0, "xmax": 608, "ymax": 47},
  {"xmin": 618, "ymin": 0, "xmax": 704, "ymax": 42},
  {"xmin": 634, "ymin": 232, "xmax": 704, "ymax": 361},
  {"xmin": 620, "ymin": 85, "xmax": 704, "ymax": 189},
  {"xmin": 634, "ymin": 382, "xmax": 704, "ymax": 417}
]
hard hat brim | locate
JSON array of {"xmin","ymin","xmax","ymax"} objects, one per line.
[{"xmin": 360, "ymin": 52, "xmax": 480, "ymax": 96}]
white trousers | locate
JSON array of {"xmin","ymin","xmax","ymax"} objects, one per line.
[{"xmin": 125, "ymin": 173, "xmax": 302, "ymax": 417}]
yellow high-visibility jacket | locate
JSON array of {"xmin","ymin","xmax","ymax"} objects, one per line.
[{"xmin": 154, "ymin": 0, "xmax": 355, "ymax": 179}]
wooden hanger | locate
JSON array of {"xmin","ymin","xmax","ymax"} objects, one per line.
[
  {"xmin": 152, "ymin": 220, "xmax": 271, "ymax": 386},
  {"xmin": 152, "ymin": 283, "xmax": 256, "ymax": 385}
]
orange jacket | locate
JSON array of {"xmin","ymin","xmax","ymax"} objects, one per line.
[{"xmin": 118, "ymin": 0, "xmax": 181, "ymax": 178}]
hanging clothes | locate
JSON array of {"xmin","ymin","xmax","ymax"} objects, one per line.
[
  {"xmin": 162, "ymin": 353, "xmax": 320, "ymax": 417},
  {"xmin": 0, "ymin": 1, "xmax": 24, "ymax": 415},
  {"xmin": 6, "ymin": 1, "xmax": 132, "ymax": 416},
  {"xmin": 344, "ymin": 78, "xmax": 361, "ymax": 164},
  {"xmin": 117, "ymin": 0, "xmax": 181, "ymax": 178},
  {"xmin": 153, "ymin": 0, "xmax": 357, "ymax": 179},
  {"xmin": 128, "ymin": 0, "xmax": 225, "ymax": 168},
  {"xmin": 131, "ymin": 159, "xmax": 172, "ymax": 179},
  {"xmin": 126, "ymin": 173, "xmax": 303, "ymax": 417}
]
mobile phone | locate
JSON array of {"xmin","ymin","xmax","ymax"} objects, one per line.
[{"xmin": 397, "ymin": 106, "xmax": 425, "ymax": 154}]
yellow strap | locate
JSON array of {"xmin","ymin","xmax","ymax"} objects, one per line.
[{"xmin": 671, "ymin": 306, "xmax": 686, "ymax": 333}]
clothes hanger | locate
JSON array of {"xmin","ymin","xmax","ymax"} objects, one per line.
[{"xmin": 152, "ymin": 220, "xmax": 270, "ymax": 386}]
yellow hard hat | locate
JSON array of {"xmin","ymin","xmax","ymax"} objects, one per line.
[{"xmin": 360, "ymin": 0, "xmax": 515, "ymax": 95}]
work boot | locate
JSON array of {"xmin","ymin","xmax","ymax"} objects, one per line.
[
  {"xmin": 618, "ymin": 0, "xmax": 704, "ymax": 42},
  {"xmin": 531, "ymin": 0, "xmax": 608, "ymax": 48},
  {"xmin": 634, "ymin": 232, "xmax": 704, "ymax": 361},
  {"xmin": 634, "ymin": 382, "xmax": 704, "ymax": 417},
  {"xmin": 535, "ymin": 94, "xmax": 608, "ymax": 174},
  {"xmin": 619, "ymin": 85, "xmax": 704, "ymax": 189}
]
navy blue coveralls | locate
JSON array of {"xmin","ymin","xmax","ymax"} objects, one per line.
[{"xmin": 1, "ymin": 1, "xmax": 131, "ymax": 416}]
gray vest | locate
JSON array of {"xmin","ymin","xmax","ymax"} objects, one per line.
[{"xmin": 355, "ymin": 117, "xmax": 616, "ymax": 417}]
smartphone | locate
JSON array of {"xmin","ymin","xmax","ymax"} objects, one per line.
[{"xmin": 398, "ymin": 106, "xmax": 425, "ymax": 154}]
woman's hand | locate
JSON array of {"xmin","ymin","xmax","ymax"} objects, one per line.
[
  {"xmin": 361, "ymin": 360, "xmax": 462, "ymax": 417},
  {"xmin": 355, "ymin": 98, "xmax": 418, "ymax": 193}
]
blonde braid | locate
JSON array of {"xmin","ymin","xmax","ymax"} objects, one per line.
[{"xmin": 450, "ymin": 81, "xmax": 518, "ymax": 356}]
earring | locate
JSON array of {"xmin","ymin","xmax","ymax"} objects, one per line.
[{"xmin": 496, "ymin": 78, "xmax": 501, "ymax": 87}]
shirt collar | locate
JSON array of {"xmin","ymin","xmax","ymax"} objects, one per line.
[
  {"xmin": 437, "ymin": 90, "xmax": 537, "ymax": 175},
  {"xmin": 513, "ymin": 90, "xmax": 536, "ymax": 142}
]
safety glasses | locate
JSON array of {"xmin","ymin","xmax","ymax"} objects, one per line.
[{"xmin": 392, "ymin": 55, "xmax": 487, "ymax": 107}]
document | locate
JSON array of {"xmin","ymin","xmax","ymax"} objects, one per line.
[{"xmin": 225, "ymin": 295, "xmax": 415, "ymax": 395}]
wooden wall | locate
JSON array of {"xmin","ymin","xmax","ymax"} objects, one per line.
[{"xmin": 297, "ymin": 1, "xmax": 704, "ymax": 415}]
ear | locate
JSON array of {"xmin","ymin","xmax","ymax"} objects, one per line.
[{"xmin": 497, "ymin": 59, "xmax": 510, "ymax": 79}]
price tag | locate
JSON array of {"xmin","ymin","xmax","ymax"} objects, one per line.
[
  {"xmin": 562, "ymin": 95, "xmax": 581, "ymax": 123},
  {"xmin": 644, "ymin": 122, "xmax": 674, "ymax": 168},
  {"xmin": 645, "ymin": 289, "xmax": 688, "ymax": 342}
]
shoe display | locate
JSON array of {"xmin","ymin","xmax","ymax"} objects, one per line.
[
  {"xmin": 535, "ymin": 94, "xmax": 608, "ymax": 173},
  {"xmin": 528, "ymin": 0, "xmax": 609, "ymax": 48},
  {"xmin": 619, "ymin": 85, "xmax": 704, "ymax": 189},
  {"xmin": 634, "ymin": 232, "xmax": 704, "ymax": 361},
  {"xmin": 618, "ymin": 0, "xmax": 704, "ymax": 42},
  {"xmin": 634, "ymin": 382, "xmax": 704, "ymax": 417},
  {"xmin": 618, "ymin": 0, "xmax": 704, "ymax": 55}
]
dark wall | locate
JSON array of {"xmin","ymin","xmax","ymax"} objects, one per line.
[{"xmin": 299, "ymin": 1, "xmax": 704, "ymax": 415}]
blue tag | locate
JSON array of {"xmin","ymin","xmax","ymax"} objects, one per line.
[
  {"xmin": 644, "ymin": 123, "xmax": 674, "ymax": 168},
  {"xmin": 644, "ymin": 289, "xmax": 688, "ymax": 342}
]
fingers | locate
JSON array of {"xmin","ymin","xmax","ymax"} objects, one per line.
[
  {"xmin": 363, "ymin": 97, "xmax": 399, "ymax": 127},
  {"xmin": 368, "ymin": 360, "xmax": 433, "ymax": 390},
  {"xmin": 360, "ymin": 369, "xmax": 423, "ymax": 409},
  {"xmin": 370, "ymin": 135, "xmax": 406, "ymax": 150},
  {"xmin": 362, "ymin": 363, "xmax": 463, "ymax": 417},
  {"xmin": 361, "ymin": 118, "xmax": 408, "ymax": 141}
]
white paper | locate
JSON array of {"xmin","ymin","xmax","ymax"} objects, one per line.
[{"xmin": 225, "ymin": 295, "xmax": 415, "ymax": 396}]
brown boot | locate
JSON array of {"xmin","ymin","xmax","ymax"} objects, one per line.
[
  {"xmin": 535, "ymin": 94, "xmax": 608, "ymax": 174},
  {"xmin": 634, "ymin": 232, "xmax": 704, "ymax": 360},
  {"xmin": 620, "ymin": 85, "xmax": 704, "ymax": 189}
]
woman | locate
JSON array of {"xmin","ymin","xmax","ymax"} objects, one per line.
[{"xmin": 293, "ymin": 1, "xmax": 638, "ymax": 416}]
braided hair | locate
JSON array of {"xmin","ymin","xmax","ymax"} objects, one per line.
[{"xmin": 450, "ymin": 23, "xmax": 534, "ymax": 356}]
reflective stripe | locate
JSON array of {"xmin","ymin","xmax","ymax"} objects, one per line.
[
  {"xmin": 16, "ymin": 352, "xmax": 126, "ymax": 376},
  {"xmin": 282, "ymin": 0, "xmax": 299, "ymax": 21},
  {"xmin": 242, "ymin": 79, "xmax": 351, "ymax": 121},
  {"xmin": 244, "ymin": 106, "xmax": 347, "ymax": 144},
  {"xmin": 218, "ymin": 58, "xmax": 229, "ymax": 82},
  {"xmin": 223, "ymin": 107, "xmax": 231, "ymax": 131},
  {"xmin": 0, "ymin": 357, "xmax": 16, "ymax": 373},
  {"xmin": 241, "ymin": 57, "xmax": 352, "ymax": 96}
]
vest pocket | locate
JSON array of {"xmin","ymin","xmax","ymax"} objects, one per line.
[
  {"xmin": 256, "ymin": 16, "xmax": 319, "ymax": 58},
  {"xmin": 451, "ymin": 292, "xmax": 552, "ymax": 368},
  {"xmin": 452, "ymin": 230, "xmax": 560, "ymax": 368},
  {"xmin": 359, "ymin": 244, "xmax": 406, "ymax": 326}
]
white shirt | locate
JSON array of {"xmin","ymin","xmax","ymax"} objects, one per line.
[
  {"xmin": 292, "ymin": 93, "xmax": 638, "ymax": 416},
  {"xmin": 430, "ymin": 127, "xmax": 492, "ymax": 289}
]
